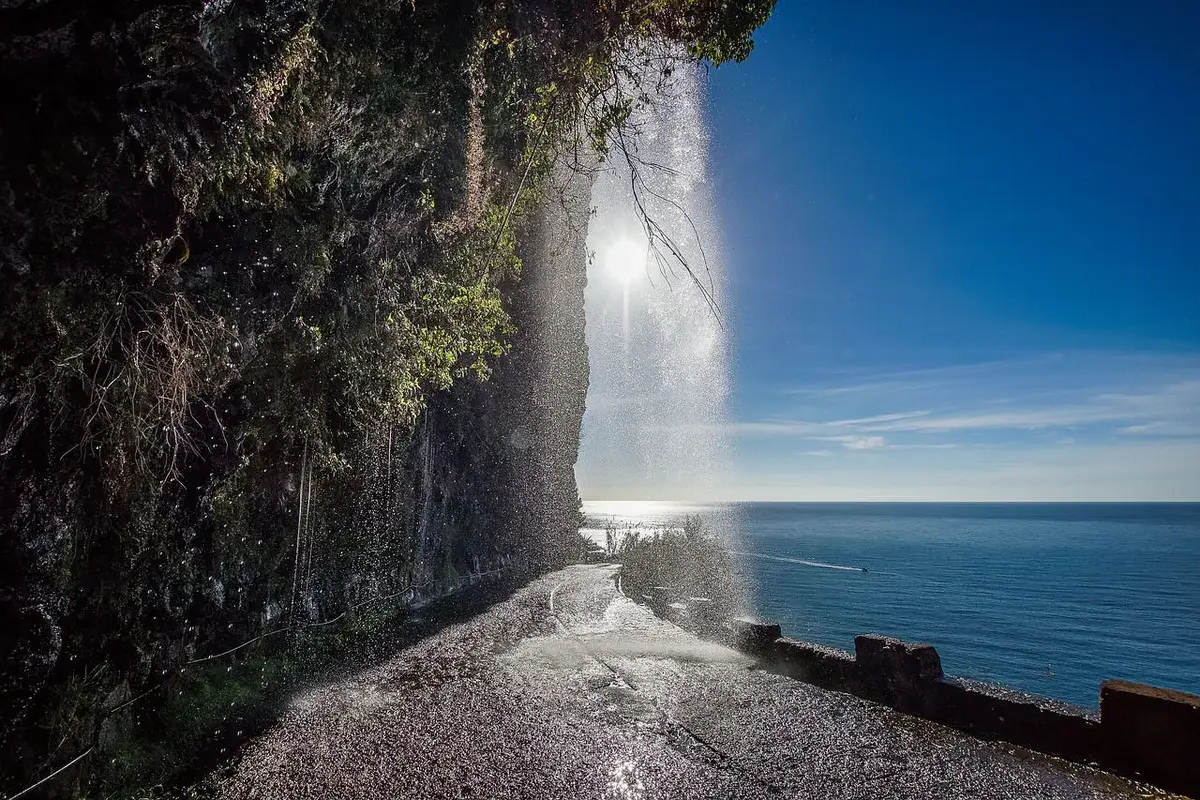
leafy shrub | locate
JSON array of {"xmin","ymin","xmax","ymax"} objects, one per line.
[{"xmin": 613, "ymin": 515, "xmax": 743, "ymax": 620}]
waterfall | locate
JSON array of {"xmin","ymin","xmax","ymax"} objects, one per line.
[{"xmin": 579, "ymin": 63, "xmax": 732, "ymax": 504}]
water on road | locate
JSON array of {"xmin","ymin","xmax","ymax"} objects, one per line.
[{"xmin": 206, "ymin": 566, "xmax": 1165, "ymax": 799}]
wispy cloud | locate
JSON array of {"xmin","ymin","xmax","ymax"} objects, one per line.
[
  {"xmin": 585, "ymin": 353, "xmax": 1200, "ymax": 501},
  {"xmin": 721, "ymin": 439, "xmax": 1200, "ymax": 502},
  {"xmin": 732, "ymin": 420, "xmax": 828, "ymax": 436},
  {"xmin": 887, "ymin": 442, "xmax": 960, "ymax": 450},
  {"xmin": 826, "ymin": 411, "xmax": 930, "ymax": 427},
  {"xmin": 724, "ymin": 355, "xmax": 1200, "ymax": 502},
  {"xmin": 815, "ymin": 435, "xmax": 888, "ymax": 450},
  {"xmin": 1120, "ymin": 422, "xmax": 1200, "ymax": 437},
  {"xmin": 780, "ymin": 357, "xmax": 1054, "ymax": 398},
  {"xmin": 740, "ymin": 375, "xmax": 1200, "ymax": 441},
  {"xmin": 860, "ymin": 405, "xmax": 1134, "ymax": 432}
]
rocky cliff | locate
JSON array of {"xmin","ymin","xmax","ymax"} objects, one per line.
[{"xmin": 0, "ymin": 0, "xmax": 771, "ymax": 794}]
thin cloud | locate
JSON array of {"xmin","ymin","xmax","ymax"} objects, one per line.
[
  {"xmin": 815, "ymin": 435, "xmax": 887, "ymax": 450},
  {"xmin": 781, "ymin": 356, "xmax": 1048, "ymax": 397},
  {"xmin": 733, "ymin": 413, "xmax": 925, "ymax": 437},
  {"xmin": 887, "ymin": 443, "xmax": 960, "ymax": 450},
  {"xmin": 745, "ymin": 380, "xmax": 1200, "ymax": 438},
  {"xmin": 861, "ymin": 405, "xmax": 1134, "ymax": 432},
  {"xmin": 732, "ymin": 420, "xmax": 829, "ymax": 436},
  {"xmin": 784, "ymin": 380, "xmax": 932, "ymax": 398},
  {"xmin": 1120, "ymin": 422, "xmax": 1200, "ymax": 437},
  {"xmin": 864, "ymin": 380, "xmax": 1200, "ymax": 434},
  {"xmin": 826, "ymin": 410, "xmax": 931, "ymax": 426},
  {"xmin": 716, "ymin": 354, "xmax": 1200, "ymax": 501}
]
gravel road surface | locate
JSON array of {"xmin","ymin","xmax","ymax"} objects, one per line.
[{"xmin": 211, "ymin": 565, "xmax": 1167, "ymax": 800}]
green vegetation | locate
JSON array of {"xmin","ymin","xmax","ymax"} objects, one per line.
[
  {"xmin": 0, "ymin": 1, "xmax": 775, "ymax": 796},
  {"xmin": 610, "ymin": 516, "xmax": 743, "ymax": 622},
  {"xmin": 101, "ymin": 655, "xmax": 296, "ymax": 795},
  {"xmin": 98, "ymin": 596, "xmax": 415, "ymax": 797}
]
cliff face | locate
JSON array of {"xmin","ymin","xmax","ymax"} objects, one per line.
[
  {"xmin": 0, "ymin": 1, "xmax": 593, "ymax": 792},
  {"xmin": 500, "ymin": 162, "xmax": 593, "ymax": 568},
  {"xmin": 0, "ymin": 0, "xmax": 773, "ymax": 792},
  {"xmin": 420, "ymin": 162, "xmax": 592, "ymax": 581},
  {"xmin": 0, "ymin": 168, "xmax": 592, "ymax": 799}
]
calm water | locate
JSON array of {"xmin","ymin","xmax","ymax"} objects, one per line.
[{"xmin": 582, "ymin": 501, "xmax": 1200, "ymax": 708}]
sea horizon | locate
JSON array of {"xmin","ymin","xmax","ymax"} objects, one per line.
[
  {"xmin": 584, "ymin": 499, "xmax": 1200, "ymax": 504},
  {"xmin": 583, "ymin": 500, "xmax": 1200, "ymax": 708}
]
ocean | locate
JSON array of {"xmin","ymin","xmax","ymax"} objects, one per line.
[{"xmin": 581, "ymin": 501, "xmax": 1200, "ymax": 709}]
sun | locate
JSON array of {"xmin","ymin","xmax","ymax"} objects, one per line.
[{"xmin": 604, "ymin": 238, "xmax": 647, "ymax": 286}]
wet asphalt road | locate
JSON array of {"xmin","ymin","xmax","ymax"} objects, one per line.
[{"xmin": 212, "ymin": 565, "xmax": 1167, "ymax": 800}]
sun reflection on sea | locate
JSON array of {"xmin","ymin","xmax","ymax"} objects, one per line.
[
  {"xmin": 579, "ymin": 499, "xmax": 735, "ymax": 549},
  {"xmin": 582, "ymin": 500, "xmax": 724, "ymax": 519}
]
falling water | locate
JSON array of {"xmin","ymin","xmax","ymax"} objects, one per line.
[
  {"xmin": 579, "ymin": 63, "xmax": 732, "ymax": 505},
  {"xmin": 578, "ymin": 62, "xmax": 750, "ymax": 612}
]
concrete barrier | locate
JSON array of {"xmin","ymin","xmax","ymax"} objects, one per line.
[
  {"xmin": 724, "ymin": 618, "xmax": 781, "ymax": 656},
  {"xmin": 1100, "ymin": 680, "xmax": 1200, "ymax": 796},
  {"xmin": 764, "ymin": 633, "xmax": 1100, "ymax": 762},
  {"xmin": 921, "ymin": 677, "xmax": 1101, "ymax": 765},
  {"xmin": 620, "ymin": 585, "xmax": 1200, "ymax": 795},
  {"xmin": 751, "ymin": 627, "xmax": 1192, "ymax": 797},
  {"xmin": 853, "ymin": 634, "xmax": 943, "ymax": 711},
  {"xmin": 772, "ymin": 638, "xmax": 856, "ymax": 690}
]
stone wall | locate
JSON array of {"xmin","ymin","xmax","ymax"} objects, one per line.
[
  {"xmin": 753, "ymin": 624, "xmax": 1199, "ymax": 797},
  {"xmin": 637, "ymin": 593, "xmax": 1200, "ymax": 798}
]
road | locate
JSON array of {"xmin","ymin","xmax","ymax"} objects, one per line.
[{"xmin": 210, "ymin": 565, "xmax": 1166, "ymax": 799}]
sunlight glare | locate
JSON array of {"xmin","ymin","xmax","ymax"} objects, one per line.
[{"xmin": 604, "ymin": 239, "xmax": 647, "ymax": 286}]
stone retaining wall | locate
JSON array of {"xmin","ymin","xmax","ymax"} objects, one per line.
[
  {"xmin": 734, "ymin": 620, "xmax": 1200, "ymax": 798},
  {"xmin": 634, "ymin": 589, "xmax": 1200, "ymax": 798}
]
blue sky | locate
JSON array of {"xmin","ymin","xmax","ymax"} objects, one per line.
[{"xmin": 705, "ymin": 1, "xmax": 1200, "ymax": 500}]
